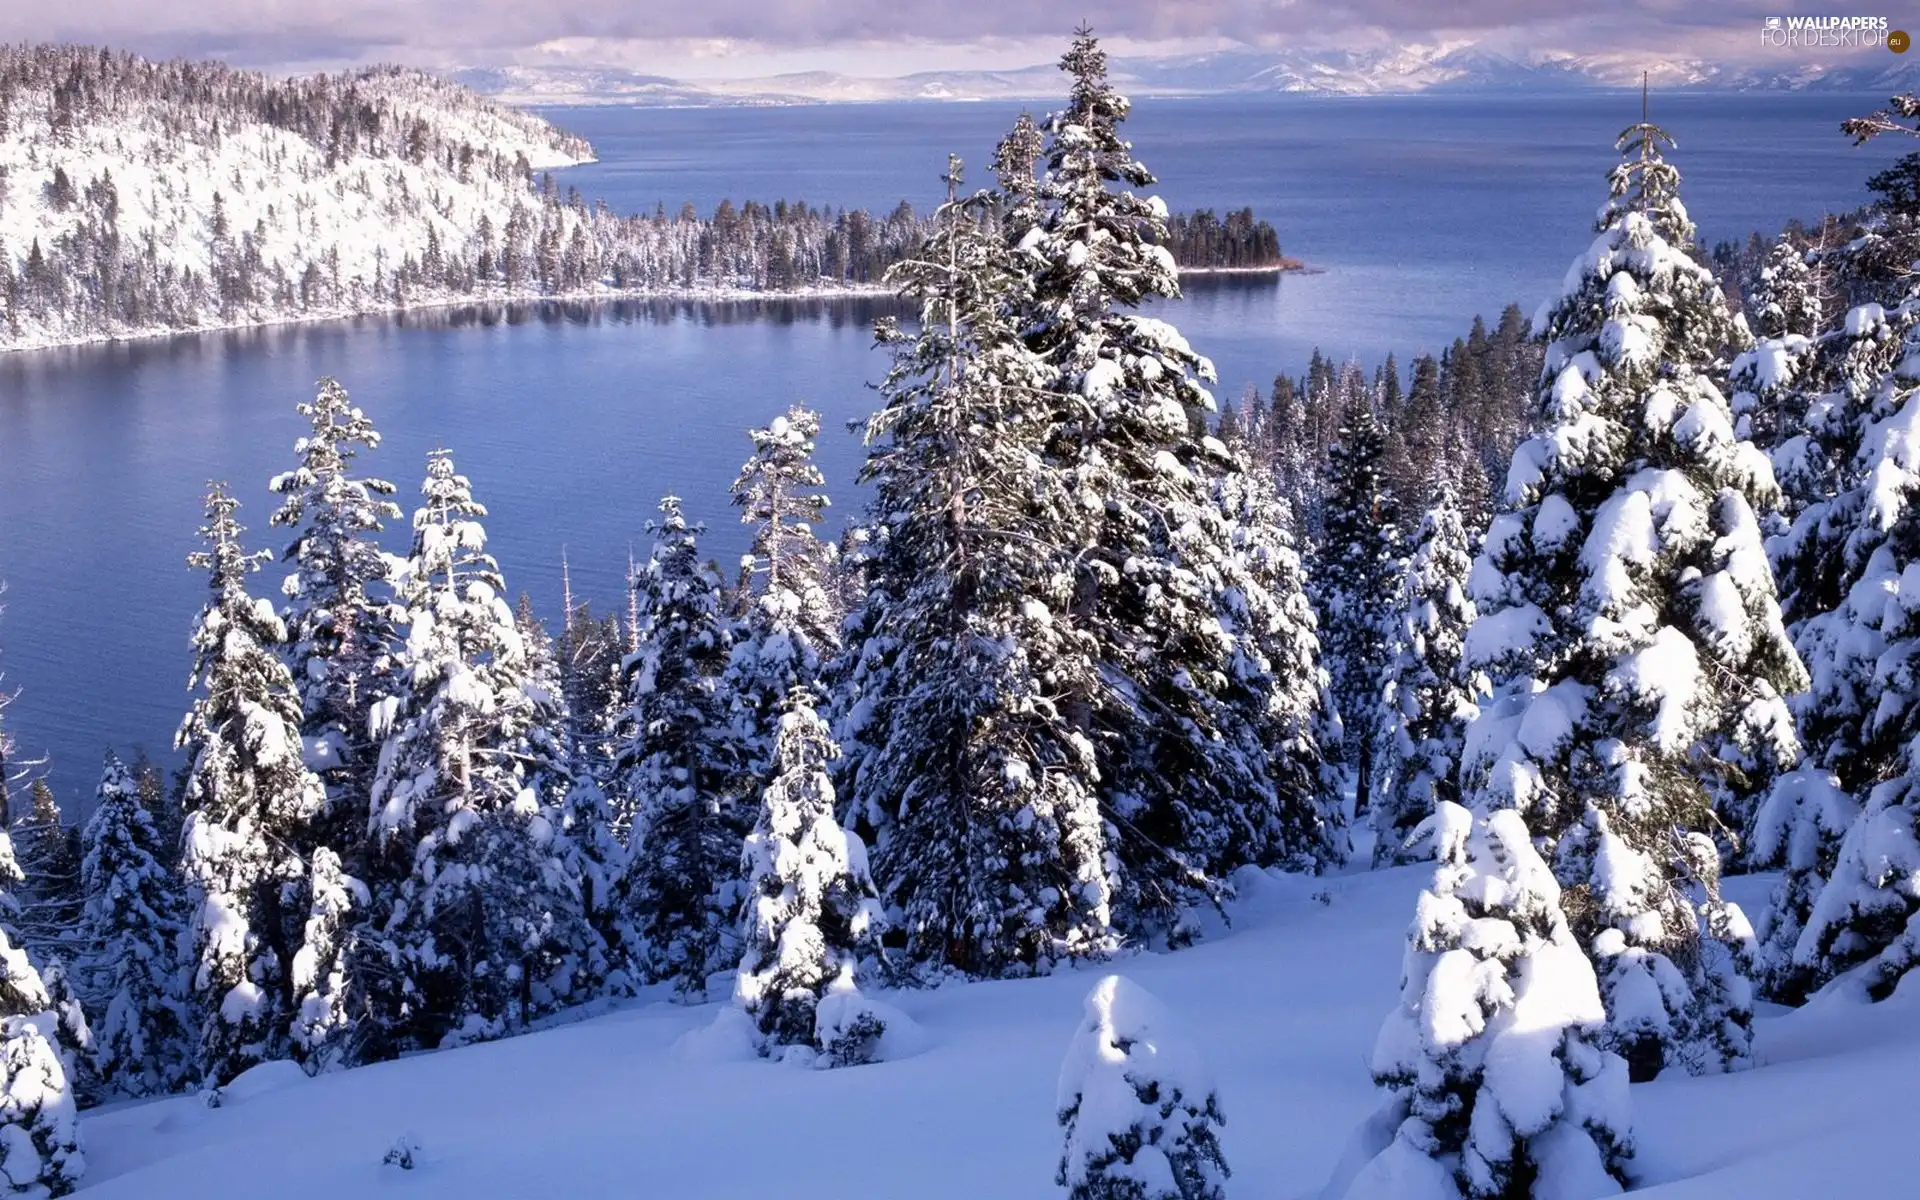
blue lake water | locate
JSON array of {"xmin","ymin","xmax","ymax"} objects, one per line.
[{"xmin": 0, "ymin": 93, "xmax": 1907, "ymax": 809}]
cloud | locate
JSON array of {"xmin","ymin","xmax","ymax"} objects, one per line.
[{"xmin": 0, "ymin": 0, "xmax": 1800, "ymax": 70}]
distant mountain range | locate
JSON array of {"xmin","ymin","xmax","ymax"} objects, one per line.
[{"xmin": 456, "ymin": 44, "xmax": 1920, "ymax": 108}]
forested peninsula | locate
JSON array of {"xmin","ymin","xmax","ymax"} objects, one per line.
[{"xmin": 0, "ymin": 45, "xmax": 1289, "ymax": 352}]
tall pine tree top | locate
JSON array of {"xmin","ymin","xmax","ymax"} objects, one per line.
[
  {"xmin": 268, "ymin": 378, "xmax": 402, "ymax": 804},
  {"xmin": 176, "ymin": 482, "xmax": 322, "ymax": 1085},
  {"xmin": 836, "ymin": 154, "xmax": 1115, "ymax": 976},
  {"xmin": 1468, "ymin": 118, "xmax": 1802, "ymax": 839},
  {"xmin": 1463, "ymin": 118, "xmax": 1802, "ymax": 1081},
  {"xmin": 177, "ymin": 482, "xmax": 321, "ymax": 837},
  {"xmin": 726, "ymin": 406, "xmax": 839, "ymax": 762}
]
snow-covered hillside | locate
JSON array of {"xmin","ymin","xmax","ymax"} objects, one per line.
[
  {"xmin": 0, "ymin": 47, "xmax": 935, "ymax": 352},
  {"xmin": 68, "ymin": 866, "xmax": 1919, "ymax": 1198},
  {"xmin": 0, "ymin": 48, "xmax": 599, "ymax": 349}
]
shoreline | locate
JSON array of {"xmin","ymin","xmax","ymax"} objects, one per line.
[
  {"xmin": 1180, "ymin": 260, "xmax": 1319, "ymax": 277},
  {"xmin": 2, "ymin": 261, "xmax": 1315, "ymax": 356},
  {"xmin": 0, "ymin": 282, "xmax": 900, "ymax": 358}
]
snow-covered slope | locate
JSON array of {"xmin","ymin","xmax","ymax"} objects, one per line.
[
  {"xmin": 0, "ymin": 47, "xmax": 595, "ymax": 350},
  {"xmin": 0, "ymin": 47, "xmax": 969, "ymax": 352},
  {"xmin": 73, "ymin": 866, "xmax": 1920, "ymax": 1197}
]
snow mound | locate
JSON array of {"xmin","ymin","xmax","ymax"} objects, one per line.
[
  {"xmin": 673, "ymin": 1007, "xmax": 761, "ymax": 1065},
  {"xmin": 216, "ymin": 1059, "xmax": 309, "ymax": 1105}
]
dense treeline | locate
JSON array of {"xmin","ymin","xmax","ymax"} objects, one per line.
[
  {"xmin": 1221, "ymin": 304, "xmax": 1540, "ymax": 538},
  {"xmin": 10, "ymin": 32, "xmax": 1920, "ymax": 1200},
  {"xmin": 0, "ymin": 43, "xmax": 1285, "ymax": 350},
  {"xmin": 1157, "ymin": 206, "xmax": 1286, "ymax": 270}
]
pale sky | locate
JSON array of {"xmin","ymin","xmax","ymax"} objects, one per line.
[{"xmin": 0, "ymin": 0, "xmax": 1858, "ymax": 77}]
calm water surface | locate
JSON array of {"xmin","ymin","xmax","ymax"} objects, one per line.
[{"xmin": 0, "ymin": 94, "xmax": 1905, "ymax": 806}]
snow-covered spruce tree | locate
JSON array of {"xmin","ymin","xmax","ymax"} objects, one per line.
[
  {"xmin": 1748, "ymin": 233, "xmax": 1824, "ymax": 342},
  {"xmin": 1373, "ymin": 483, "xmax": 1480, "ymax": 866},
  {"xmin": 1772, "ymin": 329, "xmax": 1920, "ymax": 1000},
  {"xmin": 1732, "ymin": 236, "xmax": 1824, "ymax": 472},
  {"xmin": 1022, "ymin": 30, "xmax": 1323, "ymax": 927},
  {"xmin": 364, "ymin": 451, "xmax": 578, "ymax": 1052},
  {"xmin": 1756, "ymin": 98, "xmax": 1920, "ymax": 1002},
  {"xmin": 1793, "ymin": 737, "xmax": 1920, "ymax": 1001},
  {"xmin": 286, "ymin": 846, "xmax": 365, "ymax": 1072},
  {"xmin": 734, "ymin": 688, "xmax": 885, "ymax": 1065},
  {"xmin": 1316, "ymin": 400, "xmax": 1403, "ymax": 823},
  {"xmin": 836, "ymin": 155, "xmax": 1115, "ymax": 976},
  {"xmin": 267, "ymin": 377, "xmax": 402, "ymax": 835},
  {"xmin": 512, "ymin": 595, "xmax": 608, "ymax": 1006},
  {"xmin": 175, "ymin": 482, "xmax": 324, "ymax": 1085},
  {"xmin": 1762, "ymin": 301, "xmax": 1905, "ymax": 629},
  {"xmin": 1212, "ymin": 434, "xmax": 1342, "ymax": 870},
  {"xmin": 78, "ymin": 751, "xmax": 192, "ymax": 1097},
  {"xmin": 613, "ymin": 496, "xmax": 746, "ymax": 999},
  {"xmin": 10, "ymin": 777, "xmax": 82, "ymax": 963},
  {"xmin": 0, "ymin": 826, "xmax": 83, "ymax": 1195},
  {"xmin": 1056, "ymin": 974, "xmax": 1227, "ymax": 1200},
  {"xmin": 1347, "ymin": 804, "xmax": 1632, "ymax": 1200},
  {"xmin": 1748, "ymin": 301, "xmax": 1914, "ymax": 999},
  {"xmin": 35, "ymin": 957, "xmax": 95, "ymax": 1111},
  {"xmin": 725, "ymin": 407, "xmax": 840, "ymax": 780},
  {"xmin": 1460, "ymin": 123, "xmax": 1803, "ymax": 1080}
]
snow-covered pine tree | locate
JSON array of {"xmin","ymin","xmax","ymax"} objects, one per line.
[
  {"xmin": 1762, "ymin": 302, "xmax": 1905, "ymax": 630},
  {"xmin": 725, "ymin": 406, "xmax": 840, "ymax": 782},
  {"xmin": 1747, "ymin": 233, "xmax": 1824, "ymax": 342},
  {"xmin": 1347, "ymin": 804, "xmax": 1632, "ymax": 1200},
  {"xmin": 513, "ymin": 595, "xmax": 607, "ymax": 1006},
  {"xmin": 734, "ymin": 687, "xmax": 885, "ymax": 1066},
  {"xmin": 1022, "ymin": 29, "xmax": 1322, "ymax": 927},
  {"xmin": 175, "ymin": 482, "xmax": 324, "ymax": 1085},
  {"xmin": 1460, "ymin": 120, "xmax": 1804, "ymax": 1079},
  {"xmin": 1765, "ymin": 308, "xmax": 1920, "ymax": 999},
  {"xmin": 1212, "ymin": 432, "xmax": 1342, "ymax": 870},
  {"xmin": 0, "ymin": 819, "xmax": 83, "ymax": 1195},
  {"xmin": 35, "ymin": 957, "xmax": 94, "ymax": 1111},
  {"xmin": 267, "ymin": 377, "xmax": 402, "ymax": 836},
  {"xmin": 1748, "ymin": 302, "xmax": 1913, "ymax": 998},
  {"xmin": 286, "ymin": 846, "xmax": 365, "ymax": 1072},
  {"xmin": 1315, "ymin": 400, "xmax": 1402, "ymax": 823},
  {"xmin": 1792, "ymin": 737, "xmax": 1920, "ymax": 1001},
  {"xmin": 1747, "ymin": 96, "xmax": 1920, "ymax": 1002},
  {"xmin": 78, "ymin": 751, "xmax": 192, "ymax": 1097},
  {"xmin": 547, "ymin": 575, "xmax": 630, "ymax": 967},
  {"xmin": 364, "ymin": 451, "xmax": 577, "ymax": 1052},
  {"xmin": 9, "ymin": 777, "xmax": 82, "ymax": 963},
  {"xmin": 131, "ymin": 752, "xmax": 184, "ymax": 868},
  {"xmin": 1373, "ymin": 482, "xmax": 1480, "ymax": 866},
  {"xmin": 613, "ymin": 496, "xmax": 745, "ymax": 999},
  {"xmin": 1056, "ymin": 974, "xmax": 1227, "ymax": 1200},
  {"xmin": 836, "ymin": 155, "xmax": 1114, "ymax": 976},
  {"xmin": 1732, "ymin": 235, "xmax": 1824, "ymax": 475}
]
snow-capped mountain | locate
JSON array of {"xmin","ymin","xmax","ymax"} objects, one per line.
[{"xmin": 458, "ymin": 44, "xmax": 1920, "ymax": 107}]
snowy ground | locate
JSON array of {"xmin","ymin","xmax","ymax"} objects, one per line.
[{"xmin": 75, "ymin": 866, "xmax": 1919, "ymax": 1198}]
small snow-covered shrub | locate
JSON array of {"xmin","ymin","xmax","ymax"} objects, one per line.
[{"xmin": 1056, "ymin": 974, "xmax": 1227, "ymax": 1200}]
